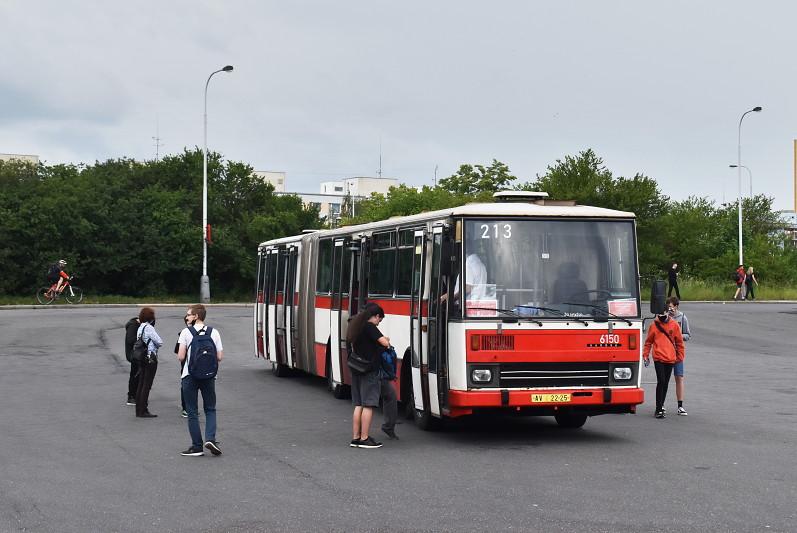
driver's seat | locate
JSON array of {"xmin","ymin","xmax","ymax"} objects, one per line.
[{"xmin": 551, "ymin": 262, "xmax": 588, "ymax": 304}]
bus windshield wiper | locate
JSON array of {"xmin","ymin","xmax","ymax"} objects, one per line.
[
  {"xmin": 562, "ymin": 302, "xmax": 633, "ymax": 326},
  {"xmin": 495, "ymin": 308, "xmax": 542, "ymax": 327},
  {"xmin": 514, "ymin": 305, "xmax": 588, "ymax": 326}
]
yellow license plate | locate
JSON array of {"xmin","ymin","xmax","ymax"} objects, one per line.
[{"xmin": 531, "ymin": 393, "xmax": 571, "ymax": 403}]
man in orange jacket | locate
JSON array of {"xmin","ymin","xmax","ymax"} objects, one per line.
[{"xmin": 643, "ymin": 311, "xmax": 684, "ymax": 419}]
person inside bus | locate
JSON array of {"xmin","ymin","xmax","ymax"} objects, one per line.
[
  {"xmin": 442, "ymin": 235, "xmax": 488, "ymax": 305},
  {"xmin": 551, "ymin": 261, "xmax": 588, "ymax": 305},
  {"xmin": 346, "ymin": 302, "xmax": 390, "ymax": 449}
]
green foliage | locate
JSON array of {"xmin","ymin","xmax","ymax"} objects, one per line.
[
  {"xmin": 0, "ymin": 150, "xmax": 320, "ymax": 297},
  {"xmin": 438, "ymin": 159, "xmax": 517, "ymax": 196}
]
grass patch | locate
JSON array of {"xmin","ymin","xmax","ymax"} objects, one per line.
[
  {"xmin": 643, "ymin": 278, "xmax": 797, "ymax": 301},
  {"xmin": 0, "ymin": 294, "xmax": 248, "ymax": 305}
]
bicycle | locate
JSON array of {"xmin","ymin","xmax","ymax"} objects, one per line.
[{"xmin": 36, "ymin": 277, "xmax": 83, "ymax": 304}]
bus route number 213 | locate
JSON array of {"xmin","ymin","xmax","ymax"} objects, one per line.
[{"xmin": 480, "ymin": 223, "xmax": 512, "ymax": 239}]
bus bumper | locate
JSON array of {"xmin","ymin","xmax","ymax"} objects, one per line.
[{"xmin": 446, "ymin": 387, "xmax": 644, "ymax": 418}]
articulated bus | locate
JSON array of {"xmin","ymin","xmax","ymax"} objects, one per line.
[{"xmin": 252, "ymin": 192, "xmax": 644, "ymax": 429}]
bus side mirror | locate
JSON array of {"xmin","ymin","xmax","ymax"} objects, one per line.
[{"xmin": 650, "ymin": 280, "xmax": 666, "ymax": 315}]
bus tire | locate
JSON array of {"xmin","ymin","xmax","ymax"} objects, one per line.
[
  {"xmin": 413, "ymin": 404, "xmax": 440, "ymax": 431},
  {"xmin": 272, "ymin": 361, "xmax": 291, "ymax": 377},
  {"xmin": 554, "ymin": 412, "xmax": 588, "ymax": 429}
]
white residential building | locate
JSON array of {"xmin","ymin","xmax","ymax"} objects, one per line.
[
  {"xmin": 0, "ymin": 153, "xmax": 39, "ymax": 165},
  {"xmin": 253, "ymin": 170, "xmax": 286, "ymax": 192},
  {"xmin": 279, "ymin": 176, "xmax": 399, "ymax": 223}
]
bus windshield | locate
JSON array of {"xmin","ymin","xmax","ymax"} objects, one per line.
[{"xmin": 457, "ymin": 219, "xmax": 639, "ymax": 318}]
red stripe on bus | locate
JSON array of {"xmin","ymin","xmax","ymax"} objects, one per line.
[
  {"xmin": 316, "ymin": 295, "xmax": 332, "ymax": 309},
  {"xmin": 314, "ymin": 342, "xmax": 327, "ymax": 378},
  {"xmin": 365, "ymin": 298, "xmax": 412, "ymax": 316}
]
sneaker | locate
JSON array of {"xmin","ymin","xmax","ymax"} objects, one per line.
[
  {"xmin": 350, "ymin": 439, "xmax": 360, "ymax": 447},
  {"xmin": 661, "ymin": 406, "xmax": 666, "ymax": 415},
  {"xmin": 137, "ymin": 412, "xmax": 157, "ymax": 418},
  {"xmin": 382, "ymin": 427, "xmax": 399, "ymax": 440},
  {"xmin": 126, "ymin": 398, "xmax": 136, "ymax": 406},
  {"xmin": 181, "ymin": 447, "xmax": 204, "ymax": 456},
  {"xmin": 357, "ymin": 436, "xmax": 383, "ymax": 449},
  {"xmin": 204, "ymin": 441, "xmax": 222, "ymax": 456},
  {"xmin": 654, "ymin": 410, "xmax": 665, "ymax": 419},
  {"xmin": 677, "ymin": 406, "xmax": 688, "ymax": 416},
  {"xmin": 180, "ymin": 409, "xmax": 188, "ymax": 418}
]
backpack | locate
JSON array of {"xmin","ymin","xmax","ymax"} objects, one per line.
[
  {"xmin": 131, "ymin": 324, "xmax": 150, "ymax": 363},
  {"xmin": 187, "ymin": 326, "xmax": 218, "ymax": 380},
  {"xmin": 47, "ymin": 263, "xmax": 60, "ymax": 281},
  {"xmin": 733, "ymin": 270, "xmax": 742, "ymax": 282}
]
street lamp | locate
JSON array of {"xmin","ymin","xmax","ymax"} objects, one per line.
[
  {"xmin": 729, "ymin": 164, "xmax": 753, "ymax": 197},
  {"xmin": 736, "ymin": 106, "xmax": 762, "ymax": 266},
  {"xmin": 201, "ymin": 65, "xmax": 234, "ymax": 303}
]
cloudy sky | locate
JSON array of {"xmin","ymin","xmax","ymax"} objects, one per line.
[{"xmin": 2, "ymin": 1, "xmax": 795, "ymax": 209}]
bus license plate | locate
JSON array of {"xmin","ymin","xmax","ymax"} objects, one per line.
[{"xmin": 531, "ymin": 393, "xmax": 571, "ymax": 403}]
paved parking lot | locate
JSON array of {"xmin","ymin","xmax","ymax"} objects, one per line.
[{"xmin": 1, "ymin": 303, "xmax": 795, "ymax": 532}]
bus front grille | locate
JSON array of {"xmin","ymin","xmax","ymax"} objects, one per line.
[{"xmin": 498, "ymin": 362, "xmax": 610, "ymax": 388}]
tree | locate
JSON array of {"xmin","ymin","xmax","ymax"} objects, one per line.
[{"xmin": 438, "ymin": 159, "xmax": 517, "ymax": 196}]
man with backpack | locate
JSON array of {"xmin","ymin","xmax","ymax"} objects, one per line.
[{"xmin": 176, "ymin": 304, "xmax": 224, "ymax": 457}]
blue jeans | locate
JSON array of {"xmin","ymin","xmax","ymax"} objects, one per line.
[{"xmin": 181, "ymin": 375, "xmax": 217, "ymax": 448}]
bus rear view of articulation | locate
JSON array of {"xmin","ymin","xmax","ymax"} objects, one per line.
[{"xmin": 253, "ymin": 191, "xmax": 644, "ymax": 430}]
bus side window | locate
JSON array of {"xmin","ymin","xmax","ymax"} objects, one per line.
[
  {"xmin": 369, "ymin": 231, "xmax": 397, "ymax": 297},
  {"xmin": 396, "ymin": 229, "xmax": 414, "ymax": 297},
  {"xmin": 316, "ymin": 239, "xmax": 333, "ymax": 294}
]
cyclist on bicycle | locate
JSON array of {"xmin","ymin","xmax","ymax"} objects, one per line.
[{"xmin": 47, "ymin": 259, "xmax": 70, "ymax": 294}]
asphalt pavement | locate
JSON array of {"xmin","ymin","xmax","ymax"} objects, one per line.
[{"xmin": 1, "ymin": 303, "xmax": 795, "ymax": 532}]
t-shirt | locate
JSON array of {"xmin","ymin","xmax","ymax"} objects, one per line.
[
  {"xmin": 454, "ymin": 253, "xmax": 488, "ymax": 300},
  {"xmin": 178, "ymin": 324, "xmax": 223, "ymax": 379},
  {"xmin": 352, "ymin": 322, "xmax": 384, "ymax": 369}
]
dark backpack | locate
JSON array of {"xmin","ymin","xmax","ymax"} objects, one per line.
[
  {"xmin": 131, "ymin": 324, "xmax": 150, "ymax": 363},
  {"xmin": 187, "ymin": 326, "xmax": 218, "ymax": 380},
  {"xmin": 47, "ymin": 264, "xmax": 60, "ymax": 281},
  {"xmin": 733, "ymin": 271, "xmax": 742, "ymax": 282}
]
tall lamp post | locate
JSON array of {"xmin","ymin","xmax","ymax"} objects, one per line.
[
  {"xmin": 729, "ymin": 164, "xmax": 753, "ymax": 197},
  {"xmin": 736, "ymin": 106, "xmax": 762, "ymax": 266},
  {"xmin": 201, "ymin": 65, "xmax": 234, "ymax": 303}
]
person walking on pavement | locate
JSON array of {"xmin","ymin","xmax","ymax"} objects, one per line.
[
  {"xmin": 643, "ymin": 308, "xmax": 684, "ymax": 419},
  {"xmin": 176, "ymin": 304, "xmax": 224, "ymax": 457},
  {"xmin": 346, "ymin": 302, "xmax": 390, "ymax": 449},
  {"xmin": 174, "ymin": 313, "xmax": 194, "ymax": 418},
  {"xmin": 745, "ymin": 267, "xmax": 759, "ymax": 300},
  {"xmin": 666, "ymin": 297, "xmax": 691, "ymax": 416},
  {"xmin": 135, "ymin": 307, "xmax": 163, "ymax": 418},
  {"xmin": 124, "ymin": 315, "xmax": 141, "ymax": 406},
  {"xmin": 667, "ymin": 262, "xmax": 681, "ymax": 299},
  {"xmin": 379, "ymin": 346, "xmax": 399, "ymax": 440}
]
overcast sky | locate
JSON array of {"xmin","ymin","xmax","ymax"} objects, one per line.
[{"xmin": 2, "ymin": 1, "xmax": 796, "ymax": 209}]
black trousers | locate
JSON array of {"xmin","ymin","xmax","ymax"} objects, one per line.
[
  {"xmin": 745, "ymin": 283, "xmax": 755, "ymax": 300},
  {"xmin": 668, "ymin": 280, "xmax": 681, "ymax": 299},
  {"xmin": 654, "ymin": 361, "xmax": 674, "ymax": 411},
  {"xmin": 135, "ymin": 359, "xmax": 158, "ymax": 416},
  {"xmin": 128, "ymin": 360, "xmax": 140, "ymax": 400}
]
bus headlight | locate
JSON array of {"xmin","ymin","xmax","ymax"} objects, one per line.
[
  {"xmin": 472, "ymin": 369, "xmax": 492, "ymax": 383},
  {"xmin": 613, "ymin": 367, "xmax": 632, "ymax": 380}
]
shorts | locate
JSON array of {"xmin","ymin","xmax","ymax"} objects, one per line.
[
  {"xmin": 674, "ymin": 361, "xmax": 684, "ymax": 377},
  {"xmin": 351, "ymin": 370, "xmax": 380, "ymax": 407}
]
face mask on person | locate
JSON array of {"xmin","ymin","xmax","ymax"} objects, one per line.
[{"xmin": 658, "ymin": 314, "xmax": 669, "ymax": 322}]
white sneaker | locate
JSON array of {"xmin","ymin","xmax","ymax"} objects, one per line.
[{"xmin": 677, "ymin": 406, "xmax": 688, "ymax": 416}]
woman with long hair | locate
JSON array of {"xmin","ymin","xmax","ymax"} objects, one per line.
[{"xmin": 346, "ymin": 303, "xmax": 390, "ymax": 449}]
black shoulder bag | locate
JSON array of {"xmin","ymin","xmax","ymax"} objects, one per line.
[{"xmin": 347, "ymin": 349, "xmax": 373, "ymax": 375}]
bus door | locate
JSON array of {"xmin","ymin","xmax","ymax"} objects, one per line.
[
  {"xmin": 329, "ymin": 239, "xmax": 346, "ymax": 384},
  {"xmin": 284, "ymin": 244, "xmax": 299, "ymax": 368},
  {"xmin": 274, "ymin": 247, "xmax": 288, "ymax": 367},
  {"xmin": 410, "ymin": 229, "xmax": 428, "ymax": 411},
  {"xmin": 254, "ymin": 248, "xmax": 265, "ymax": 358},
  {"xmin": 426, "ymin": 225, "xmax": 450, "ymax": 416},
  {"xmin": 266, "ymin": 248, "xmax": 278, "ymax": 363}
]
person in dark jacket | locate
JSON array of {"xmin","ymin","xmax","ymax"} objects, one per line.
[
  {"xmin": 667, "ymin": 262, "xmax": 681, "ymax": 299},
  {"xmin": 379, "ymin": 346, "xmax": 399, "ymax": 440},
  {"xmin": 135, "ymin": 307, "xmax": 163, "ymax": 418},
  {"xmin": 124, "ymin": 316, "xmax": 141, "ymax": 406},
  {"xmin": 346, "ymin": 303, "xmax": 390, "ymax": 449}
]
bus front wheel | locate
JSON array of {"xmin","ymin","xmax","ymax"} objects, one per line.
[
  {"xmin": 272, "ymin": 361, "xmax": 290, "ymax": 377},
  {"xmin": 554, "ymin": 412, "xmax": 588, "ymax": 429}
]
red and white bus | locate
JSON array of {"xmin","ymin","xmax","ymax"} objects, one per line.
[{"xmin": 253, "ymin": 192, "xmax": 644, "ymax": 429}]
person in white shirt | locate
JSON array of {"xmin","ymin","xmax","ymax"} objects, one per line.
[{"xmin": 176, "ymin": 304, "xmax": 224, "ymax": 457}]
